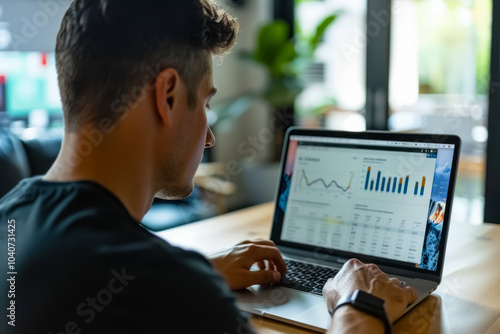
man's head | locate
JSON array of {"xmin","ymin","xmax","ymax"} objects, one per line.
[
  {"xmin": 56, "ymin": 0, "xmax": 238, "ymax": 130},
  {"xmin": 55, "ymin": 0, "xmax": 239, "ymax": 201}
]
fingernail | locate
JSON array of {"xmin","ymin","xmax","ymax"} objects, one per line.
[{"xmin": 273, "ymin": 271, "xmax": 281, "ymax": 281}]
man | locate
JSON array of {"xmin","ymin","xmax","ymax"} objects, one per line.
[{"xmin": 0, "ymin": 0, "xmax": 417, "ymax": 333}]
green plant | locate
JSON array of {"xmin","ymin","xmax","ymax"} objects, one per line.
[{"xmin": 242, "ymin": 12, "xmax": 341, "ymax": 107}]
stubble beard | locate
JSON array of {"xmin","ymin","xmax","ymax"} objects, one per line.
[{"xmin": 154, "ymin": 158, "xmax": 194, "ymax": 200}]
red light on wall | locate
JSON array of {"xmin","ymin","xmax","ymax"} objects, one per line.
[
  {"xmin": 41, "ymin": 53, "xmax": 47, "ymax": 67},
  {"xmin": 0, "ymin": 74, "xmax": 6, "ymax": 112}
]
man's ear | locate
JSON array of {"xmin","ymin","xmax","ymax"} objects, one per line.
[{"xmin": 154, "ymin": 68, "xmax": 180, "ymax": 125}]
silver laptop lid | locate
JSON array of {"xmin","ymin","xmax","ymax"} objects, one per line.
[{"xmin": 271, "ymin": 128, "xmax": 461, "ymax": 283}]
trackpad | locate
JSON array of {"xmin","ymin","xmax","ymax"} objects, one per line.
[
  {"xmin": 292, "ymin": 302, "xmax": 332, "ymax": 329},
  {"xmin": 237, "ymin": 285, "xmax": 325, "ymax": 319}
]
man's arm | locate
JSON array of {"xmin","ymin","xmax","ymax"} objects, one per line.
[{"xmin": 324, "ymin": 259, "xmax": 418, "ymax": 334}]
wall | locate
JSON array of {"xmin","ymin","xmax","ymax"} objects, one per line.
[
  {"xmin": 211, "ymin": 0, "xmax": 277, "ymax": 210},
  {"xmin": 0, "ymin": 0, "xmax": 70, "ymax": 52}
]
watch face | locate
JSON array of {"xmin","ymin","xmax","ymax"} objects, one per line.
[{"xmin": 353, "ymin": 290, "xmax": 385, "ymax": 309}]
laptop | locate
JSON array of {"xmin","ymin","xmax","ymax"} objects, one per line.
[{"xmin": 236, "ymin": 128, "xmax": 461, "ymax": 332}]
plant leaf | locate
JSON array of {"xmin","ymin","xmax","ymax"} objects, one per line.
[
  {"xmin": 310, "ymin": 12, "xmax": 342, "ymax": 51},
  {"xmin": 270, "ymin": 41, "xmax": 297, "ymax": 77},
  {"xmin": 254, "ymin": 21, "xmax": 290, "ymax": 68}
]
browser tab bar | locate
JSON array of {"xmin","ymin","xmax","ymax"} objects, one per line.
[{"xmin": 290, "ymin": 135, "xmax": 455, "ymax": 149}]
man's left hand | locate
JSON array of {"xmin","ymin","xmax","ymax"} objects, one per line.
[{"xmin": 209, "ymin": 239, "xmax": 287, "ymax": 290}]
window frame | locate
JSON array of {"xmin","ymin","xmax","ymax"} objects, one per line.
[{"xmin": 484, "ymin": 0, "xmax": 500, "ymax": 223}]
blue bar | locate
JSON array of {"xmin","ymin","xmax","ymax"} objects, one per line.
[
  {"xmin": 386, "ymin": 177, "xmax": 391, "ymax": 192},
  {"xmin": 376, "ymin": 171, "xmax": 381, "ymax": 191},
  {"xmin": 365, "ymin": 168, "xmax": 371, "ymax": 190},
  {"xmin": 414, "ymin": 182, "xmax": 419, "ymax": 195},
  {"xmin": 370, "ymin": 180, "xmax": 374, "ymax": 191},
  {"xmin": 381, "ymin": 177, "xmax": 386, "ymax": 192},
  {"xmin": 420, "ymin": 186, "xmax": 425, "ymax": 196},
  {"xmin": 404, "ymin": 176, "xmax": 409, "ymax": 194},
  {"xmin": 392, "ymin": 177, "xmax": 397, "ymax": 192},
  {"xmin": 398, "ymin": 179, "xmax": 402, "ymax": 193}
]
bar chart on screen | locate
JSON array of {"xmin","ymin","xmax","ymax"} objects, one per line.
[
  {"xmin": 357, "ymin": 151, "xmax": 437, "ymax": 207},
  {"xmin": 362, "ymin": 166, "xmax": 428, "ymax": 196}
]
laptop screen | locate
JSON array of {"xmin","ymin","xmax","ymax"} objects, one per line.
[{"xmin": 272, "ymin": 130, "xmax": 460, "ymax": 274}]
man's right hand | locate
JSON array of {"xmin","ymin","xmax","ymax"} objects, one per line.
[
  {"xmin": 323, "ymin": 258, "xmax": 418, "ymax": 331},
  {"xmin": 208, "ymin": 239, "xmax": 287, "ymax": 290}
]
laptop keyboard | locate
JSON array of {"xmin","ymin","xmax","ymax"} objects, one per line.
[{"xmin": 278, "ymin": 259, "xmax": 340, "ymax": 296}]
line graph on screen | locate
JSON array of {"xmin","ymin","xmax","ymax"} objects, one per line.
[{"xmin": 299, "ymin": 169, "xmax": 353, "ymax": 193}]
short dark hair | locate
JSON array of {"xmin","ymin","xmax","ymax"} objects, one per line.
[{"xmin": 56, "ymin": 0, "xmax": 239, "ymax": 131}]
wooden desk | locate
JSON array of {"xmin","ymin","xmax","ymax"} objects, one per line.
[{"xmin": 156, "ymin": 203, "xmax": 500, "ymax": 334}]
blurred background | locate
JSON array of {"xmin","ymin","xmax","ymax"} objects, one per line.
[{"xmin": 0, "ymin": 0, "xmax": 497, "ymax": 229}]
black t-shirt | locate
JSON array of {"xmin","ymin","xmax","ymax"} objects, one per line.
[{"xmin": 0, "ymin": 177, "xmax": 254, "ymax": 334}]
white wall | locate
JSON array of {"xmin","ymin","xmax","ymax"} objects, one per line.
[
  {"xmin": 0, "ymin": 0, "xmax": 70, "ymax": 52},
  {"xmin": 210, "ymin": 0, "xmax": 276, "ymax": 210},
  {"xmin": 212, "ymin": 0, "xmax": 271, "ymax": 103}
]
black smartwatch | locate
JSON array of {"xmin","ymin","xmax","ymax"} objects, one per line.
[{"xmin": 332, "ymin": 290, "xmax": 391, "ymax": 334}]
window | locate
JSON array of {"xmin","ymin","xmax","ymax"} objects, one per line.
[
  {"xmin": 291, "ymin": 0, "xmax": 492, "ymax": 224},
  {"xmin": 294, "ymin": 0, "xmax": 367, "ymax": 131},
  {"xmin": 389, "ymin": 0, "xmax": 492, "ymax": 157},
  {"xmin": 388, "ymin": 0, "xmax": 492, "ymax": 224}
]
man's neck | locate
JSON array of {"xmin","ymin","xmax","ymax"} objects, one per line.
[{"xmin": 44, "ymin": 131, "xmax": 156, "ymax": 222}]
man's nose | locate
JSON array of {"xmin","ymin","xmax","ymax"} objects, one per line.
[{"xmin": 205, "ymin": 126, "xmax": 216, "ymax": 148}]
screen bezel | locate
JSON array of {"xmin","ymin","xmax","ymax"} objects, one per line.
[{"xmin": 270, "ymin": 127, "xmax": 461, "ymax": 281}]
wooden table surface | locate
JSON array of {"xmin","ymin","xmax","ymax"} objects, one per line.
[{"xmin": 156, "ymin": 202, "xmax": 500, "ymax": 334}]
